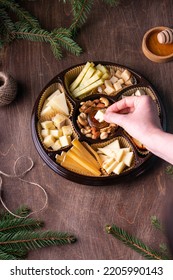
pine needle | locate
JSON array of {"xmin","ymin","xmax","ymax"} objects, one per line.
[{"xmin": 105, "ymin": 224, "xmax": 169, "ymax": 260}]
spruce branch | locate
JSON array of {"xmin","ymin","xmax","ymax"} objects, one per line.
[
  {"xmin": 70, "ymin": 0, "xmax": 94, "ymax": 32},
  {"xmin": 105, "ymin": 224, "xmax": 169, "ymax": 260},
  {"xmin": 0, "ymin": 0, "xmax": 120, "ymax": 59},
  {"xmin": 0, "ymin": 0, "xmax": 40, "ymax": 28},
  {"xmin": 0, "ymin": 206, "xmax": 76, "ymax": 260}
]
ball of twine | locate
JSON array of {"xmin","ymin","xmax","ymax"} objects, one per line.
[{"xmin": 0, "ymin": 72, "xmax": 17, "ymax": 106}]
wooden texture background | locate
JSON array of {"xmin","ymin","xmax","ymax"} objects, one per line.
[{"xmin": 0, "ymin": 0, "xmax": 173, "ymax": 260}]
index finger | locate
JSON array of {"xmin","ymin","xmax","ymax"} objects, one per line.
[{"xmin": 106, "ymin": 96, "xmax": 138, "ymax": 113}]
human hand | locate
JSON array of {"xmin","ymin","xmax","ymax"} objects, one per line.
[{"xmin": 104, "ymin": 95, "xmax": 162, "ymax": 145}]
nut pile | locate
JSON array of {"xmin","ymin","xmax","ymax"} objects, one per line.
[{"xmin": 77, "ymin": 97, "xmax": 118, "ymax": 140}]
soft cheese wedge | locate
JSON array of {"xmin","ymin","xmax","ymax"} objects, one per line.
[
  {"xmin": 47, "ymin": 92, "xmax": 69, "ymax": 116},
  {"xmin": 97, "ymin": 139, "xmax": 134, "ymax": 175}
]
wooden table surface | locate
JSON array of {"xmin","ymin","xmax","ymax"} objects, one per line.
[{"xmin": 1, "ymin": 0, "xmax": 173, "ymax": 260}]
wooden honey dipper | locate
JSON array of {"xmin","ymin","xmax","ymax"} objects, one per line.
[{"xmin": 157, "ymin": 28, "xmax": 173, "ymax": 44}]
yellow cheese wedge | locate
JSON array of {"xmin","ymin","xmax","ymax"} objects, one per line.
[
  {"xmin": 67, "ymin": 150, "xmax": 101, "ymax": 176},
  {"xmin": 70, "ymin": 146, "xmax": 99, "ymax": 172},
  {"xmin": 55, "ymin": 151, "xmax": 66, "ymax": 163},
  {"xmin": 60, "ymin": 153, "xmax": 94, "ymax": 176},
  {"xmin": 82, "ymin": 142, "xmax": 102, "ymax": 166},
  {"xmin": 72, "ymin": 139, "xmax": 100, "ymax": 168}
]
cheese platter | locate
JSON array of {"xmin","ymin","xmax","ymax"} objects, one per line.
[{"xmin": 31, "ymin": 61, "xmax": 166, "ymax": 185}]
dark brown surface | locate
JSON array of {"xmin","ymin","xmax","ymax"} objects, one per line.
[{"xmin": 0, "ymin": 0, "xmax": 173, "ymax": 260}]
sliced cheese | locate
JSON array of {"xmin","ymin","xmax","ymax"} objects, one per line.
[
  {"xmin": 70, "ymin": 62, "xmax": 94, "ymax": 91},
  {"xmin": 113, "ymin": 161, "xmax": 126, "ymax": 175},
  {"xmin": 72, "ymin": 70, "xmax": 102, "ymax": 95},
  {"xmin": 61, "ymin": 153, "xmax": 94, "ymax": 176},
  {"xmin": 73, "ymin": 79, "xmax": 104, "ymax": 98},
  {"xmin": 47, "ymin": 92, "xmax": 69, "ymax": 116},
  {"xmin": 66, "ymin": 150, "xmax": 101, "ymax": 176},
  {"xmin": 72, "ymin": 139, "xmax": 100, "ymax": 168},
  {"xmin": 122, "ymin": 151, "xmax": 134, "ymax": 167},
  {"xmin": 47, "ymin": 89, "xmax": 61, "ymax": 101}
]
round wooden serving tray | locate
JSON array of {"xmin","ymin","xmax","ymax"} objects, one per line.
[{"xmin": 31, "ymin": 62, "xmax": 166, "ymax": 185}]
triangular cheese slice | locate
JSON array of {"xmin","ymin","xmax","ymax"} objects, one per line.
[{"xmin": 47, "ymin": 92, "xmax": 69, "ymax": 116}]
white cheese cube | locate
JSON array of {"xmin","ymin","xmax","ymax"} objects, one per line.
[
  {"xmin": 59, "ymin": 135, "xmax": 71, "ymax": 147},
  {"xmin": 110, "ymin": 76, "xmax": 118, "ymax": 84},
  {"xmin": 118, "ymin": 78, "xmax": 125, "ymax": 85},
  {"xmin": 113, "ymin": 81, "xmax": 122, "ymax": 91},
  {"xmin": 104, "ymin": 80, "xmax": 115, "ymax": 94},
  {"xmin": 121, "ymin": 69, "xmax": 131, "ymax": 82},
  {"xmin": 41, "ymin": 121, "xmax": 55, "ymax": 130},
  {"xmin": 50, "ymin": 129, "xmax": 61, "ymax": 138},
  {"xmin": 43, "ymin": 135, "xmax": 55, "ymax": 148},
  {"xmin": 41, "ymin": 129, "xmax": 50, "ymax": 138},
  {"xmin": 52, "ymin": 114, "xmax": 67, "ymax": 129},
  {"xmin": 115, "ymin": 69, "xmax": 123, "ymax": 78},
  {"xmin": 62, "ymin": 125, "xmax": 73, "ymax": 136},
  {"xmin": 94, "ymin": 109, "xmax": 105, "ymax": 123},
  {"xmin": 51, "ymin": 139, "xmax": 62, "ymax": 151}
]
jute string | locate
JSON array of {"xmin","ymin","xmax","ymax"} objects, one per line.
[
  {"xmin": 0, "ymin": 156, "xmax": 48, "ymax": 218},
  {"xmin": 0, "ymin": 72, "xmax": 17, "ymax": 106}
]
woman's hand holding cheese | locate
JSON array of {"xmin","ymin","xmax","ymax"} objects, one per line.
[{"xmin": 104, "ymin": 95, "xmax": 173, "ymax": 165}]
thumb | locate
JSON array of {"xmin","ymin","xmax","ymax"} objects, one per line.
[{"xmin": 104, "ymin": 112, "xmax": 128, "ymax": 127}]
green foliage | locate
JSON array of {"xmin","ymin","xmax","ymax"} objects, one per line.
[
  {"xmin": 105, "ymin": 224, "xmax": 170, "ymax": 260},
  {"xmin": 0, "ymin": 206, "xmax": 76, "ymax": 260},
  {"xmin": 0, "ymin": 0, "xmax": 120, "ymax": 59}
]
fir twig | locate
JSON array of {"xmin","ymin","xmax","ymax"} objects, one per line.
[
  {"xmin": 70, "ymin": 0, "xmax": 94, "ymax": 32},
  {"xmin": 105, "ymin": 224, "xmax": 169, "ymax": 260},
  {"xmin": 0, "ymin": 206, "xmax": 76, "ymax": 260}
]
